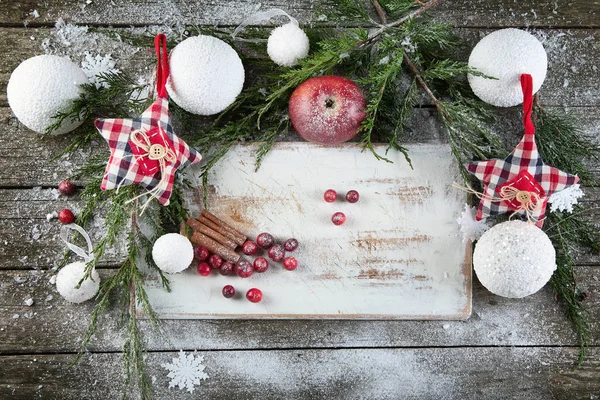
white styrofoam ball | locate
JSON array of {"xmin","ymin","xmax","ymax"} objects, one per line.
[
  {"xmin": 167, "ymin": 36, "xmax": 245, "ymax": 116},
  {"xmin": 152, "ymin": 233, "xmax": 194, "ymax": 274},
  {"xmin": 473, "ymin": 220, "xmax": 556, "ymax": 298},
  {"xmin": 468, "ymin": 29, "xmax": 547, "ymax": 107},
  {"xmin": 56, "ymin": 261, "xmax": 100, "ymax": 303},
  {"xmin": 7, "ymin": 55, "xmax": 89, "ymax": 134},
  {"xmin": 267, "ymin": 23, "xmax": 310, "ymax": 67}
]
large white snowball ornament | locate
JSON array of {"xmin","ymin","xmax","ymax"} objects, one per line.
[
  {"xmin": 267, "ymin": 23, "xmax": 310, "ymax": 67},
  {"xmin": 473, "ymin": 220, "xmax": 556, "ymax": 298},
  {"xmin": 468, "ymin": 29, "xmax": 547, "ymax": 107},
  {"xmin": 167, "ymin": 36, "xmax": 245, "ymax": 116},
  {"xmin": 56, "ymin": 261, "xmax": 100, "ymax": 303},
  {"xmin": 7, "ymin": 55, "xmax": 89, "ymax": 134},
  {"xmin": 152, "ymin": 233, "xmax": 194, "ymax": 274}
]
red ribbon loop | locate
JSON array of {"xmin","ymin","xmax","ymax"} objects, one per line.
[
  {"xmin": 154, "ymin": 34, "xmax": 169, "ymax": 98},
  {"xmin": 520, "ymin": 73, "xmax": 535, "ymax": 135}
]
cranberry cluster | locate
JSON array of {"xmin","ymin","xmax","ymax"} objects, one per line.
[
  {"xmin": 194, "ymin": 232, "xmax": 300, "ymax": 303},
  {"xmin": 323, "ymin": 189, "xmax": 360, "ymax": 225}
]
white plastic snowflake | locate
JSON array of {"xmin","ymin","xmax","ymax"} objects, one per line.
[
  {"xmin": 81, "ymin": 52, "xmax": 119, "ymax": 88},
  {"xmin": 548, "ymin": 183, "xmax": 584, "ymax": 213},
  {"xmin": 457, "ymin": 204, "xmax": 490, "ymax": 243},
  {"xmin": 162, "ymin": 351, "xmax": 209, "ymax": 393}
]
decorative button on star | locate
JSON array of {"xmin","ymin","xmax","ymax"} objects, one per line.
[{"xmin": 467, "ymin": 74, "xmax": 579, "ymax": 227}]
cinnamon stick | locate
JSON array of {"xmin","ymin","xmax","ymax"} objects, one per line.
[
  {"xmin": 199, "ymin": 210, "xmax": 247, "ymax": 245},
  {"xmin": 187, "ymin": 218, "xmax": 237, "ymax": 250},
  {"xmin": 190, "ymin": 231, "xmax": 241, "ymax": 263}
]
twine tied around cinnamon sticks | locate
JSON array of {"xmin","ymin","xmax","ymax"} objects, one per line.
[
  {"xmin": 452, "ymin": 182, "xmax": 545, "ymax": 224},
  {"xmin": 125, "ymin": 128, "xmax": 177, "ymax": 214}
]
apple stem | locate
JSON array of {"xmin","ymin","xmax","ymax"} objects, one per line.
[
  {"xmin": 402, "ymin": 52, "xmax": 450, "ymax": 122},
  {"xmin": 365, "ymin": 0, "xmax": 445, "ymax": 43}
]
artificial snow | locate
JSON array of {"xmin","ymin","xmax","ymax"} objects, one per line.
[
  {"xmin": 55, "ymin": 261, "xmax": 100, "ymax": 303},
  {"xmin": 468, "ymin": 29, "xmax": 547, "ymax": 107},
  {"xmin": 81, "ymin": 53, "xmax": 120, "ymax": 88},
  {"xmin": 24, "ymin": 298, "xmax": 34, "ymax": 307},
  {"xmin": 267, "ymin": 23, "xmax": 310, "ymax": 67},
  {"xmin": 151, "ymin": 233, "xmax": 194, "ymax": 274},
  {"xmin": 166, "ymin": 36, "xmax": 245, "ymax": 116},
  {"xmin": 46, "ymin": 211, "xmax": 58, "ymax": 222},
  {"xmin": 7, "ymin": 55, "xmax": 89, "ymax": 134},
  {"xmin": 162, "ymin": 351, "xmax": 209, "ymax": 393},
  {"xmin": 456, "ymin": 204, "xmax": 490, "ymax": 243},
  {"xmin": 473, "ymin": 220, "xmax": 556, "ymax": 298},
  {"xmin": 548, "ymin": 183, "xmax": 584, "ymax": 213}
]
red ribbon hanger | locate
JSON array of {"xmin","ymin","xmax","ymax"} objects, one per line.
[
  {"xmin": 154, "ymin": 34, "xmax": 169, "ymax": 98},
  {"xmin": 520, "ymin": 73, "xmax": 535, "ymax": 135}
]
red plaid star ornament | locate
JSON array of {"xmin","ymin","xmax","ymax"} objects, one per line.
[
  {"xmin": 467, "ymin": 74, "xmax": 579, "ymax": 227},
  {"xmin": 94, "ymin": 34, "xmax": 201, "ymax": 210}
]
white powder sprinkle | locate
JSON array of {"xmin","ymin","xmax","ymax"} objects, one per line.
[{"xmin": 24, "ymin": 298, "xmax": 34, "ymax": 307}]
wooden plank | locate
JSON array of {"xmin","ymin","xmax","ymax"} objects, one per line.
[
  {"xmin": 0, "ymin": 104, "xmax": 598, "ymax": 188},
  {"xmin": 1, "ymin": 266, "xmax": 598, "ymax": 353},
  {"xmin": 145, "ymin": 143, "xmax": 471, "ymax": 320},
  {"xmin": 1, "ymin": 0, "xmax": 598, "ymax": 28},
  {"xmin": 0, "ymin": 27, "xmax": 598, "ymax": 107},
  {"xmin": 0, "ymin": 347, "xmax": 598, "ymax": 399}
]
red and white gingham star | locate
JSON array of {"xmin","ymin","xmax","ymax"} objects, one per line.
[{"xmin": 467, "ymin": 74, "xmax": 579, "ymax": 227}]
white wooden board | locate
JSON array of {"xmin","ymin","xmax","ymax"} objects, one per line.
[{"xmin": 140, "ymin": 143, "xmax": 471, "ymax": 320}]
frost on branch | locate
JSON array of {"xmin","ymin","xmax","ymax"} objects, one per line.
[{"xmin": 457, "ymin": 204, "xmax": 490, "ymax": 243}]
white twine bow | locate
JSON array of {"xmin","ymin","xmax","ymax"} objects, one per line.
[
  {"xmin": 452, "ymin": 182, "xmax": 546, "ymax": 224},
  {"xmin": 232, "ymin": 8, "xmax": 298, "ymax": 43},
  {"xmin": 125, "ymin": 128, "xmax": 177, "ymax": 214},
  {"xmin": 60, "ymin": 223, "xmax": 94, "ymax": 263}
]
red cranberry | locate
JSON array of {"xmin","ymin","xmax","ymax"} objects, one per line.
[
  {"xmin": 235, "ymin": 260, "xmax": 254, "ymax": 278},
  {"xmin": 58, "ymin": 209, "xmax": 75, "ymax": 225},
  {"xmin": 197, "ymin": 262, "xmax": 211, "ymax": 276},
  {"xmin": 283, "ymin": 257, "xmax": 298, "ymax": 271},
  {"xmin": 253, "ymin": 257, "xmax": 269, "ymax": 273},
  {"xmin": 332, "ymin": 212, "xmax": 346, "ymax": 226},
  {"xmin": 246, "ymin": 288, "xmax": 262, "ymax": 303},
  {"xmin": 268, "ymin": 244, "xmax": 285, "ymax": 262},
  {"xmin": 283, "ymin": 238, "xmax": 298, "ymax": 252},
  {"xmin": 346, "ymin": 190, "xmax": 359, "ymax": 203},
  {"xmin": 256, "ymin": 233, "xmax": 275, "ymax": 249},
  {"xmin": 222, "ymin": 285, "xmax": 235, "ymax": 298},
  {"xmin": 58, "ymin": 180, "xmax": 76, "ymax": 196},
  {"xmin": 242, "ymin": 240, "xmax": 259, "ymax": 255},
  {"xmin": 324, "ymin": 189, "xmax": 337, "ymax": 203},
  {"xmin": 208, "ymin": 254, "xmax": 223, "ymax": 269},
  {"xmin": 219, "ymin": 261, "xmax": 234, "ymax": 276},
  {"xmin": 194, "ymin": 246, "xmax": 210, "ymax": 261}
]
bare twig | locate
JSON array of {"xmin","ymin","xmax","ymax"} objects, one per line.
[
  {"xmin": 371, "ymin": 0, "xmax": 388, "ymax": 24},
  {"xmin": 366, "ymin": 0, "xmax": 445, "ymax": 42},
  {"xmin": 402, "ymin": 52, "xmax": 449, "ymax": 120}
]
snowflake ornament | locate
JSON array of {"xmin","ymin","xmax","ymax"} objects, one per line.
[
  {"xmin": 162, "ymin": 351, "xmax": 209, "ymax": 393},
  {"xmin": 457, "ymin": 204, "xmax": 490, "ymax": 243},
  {"xmin": 81, "ymin": 53, "xmax": 119, "ymax": 88},
  {"xmin": 548, "ymin": 183, "xmax": 584, "ymax": 213}
]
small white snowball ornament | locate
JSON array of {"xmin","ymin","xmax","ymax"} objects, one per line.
[
  {"xmin": 468, "ymin": 29, "xmax": 547, "ymax": 107},
  {"xmin": 267, "ymin": 22, "xmax": 310, "ymax": 67},
  {"xmin": 166, "ymin": 36, "xmax": 245, "ymax": 116},
  {"xmin": 7, "ymin": 55, "xmax": 89, "ymax": 134},
  {"xmin": 152, "ymin": 233, "xmax": 194, "ymax": 274},
  {"xmin": 473, "ymin": 220, "xmax": 556, "ymax": 298},
  {"xmin": 56, "ymin": 261, "xmax": 100, "ymax": 303}
]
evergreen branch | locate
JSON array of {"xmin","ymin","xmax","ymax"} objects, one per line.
[{"xmin": 371, "ymin": 0, "xmax": 389, "ymax": 24}]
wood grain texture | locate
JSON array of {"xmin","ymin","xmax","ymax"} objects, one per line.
[
  {"xmin": 1, "ymin": 267, "xmax": 598, "ymax": 353},
  {"xmin": 0, "ymin": 347, "xmax": 599, "ymax": 399},
  {"xmin": 1, "ymin": 0, "xmax": 598, "ymax": 28},
  {"xmin": 0, "ymin": 28, "xmax": 598, "ymax": 107}
]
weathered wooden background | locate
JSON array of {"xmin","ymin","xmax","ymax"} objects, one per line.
[{"xmin": 0, "ymin": 0, "xmax": 599, "ymax": 399}]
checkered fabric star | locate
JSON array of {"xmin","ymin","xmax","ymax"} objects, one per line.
[
  {"xmin": 95, "ymin": 97, "xmax": 201, "ymax": 206},
  {"xmin": 467, "ymin": 74, "xmax": 579, "ymax": 227},
  {"xmin": 94, "ymin": 33, "xmax": 201, "ymax": 208}
]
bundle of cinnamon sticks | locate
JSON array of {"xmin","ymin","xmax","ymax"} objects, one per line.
[{"xmin": 185, "ymin": 210, "xmax": 246, "ymax": 263}]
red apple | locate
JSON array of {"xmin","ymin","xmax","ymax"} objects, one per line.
[{"xmin": 289, "ymin": 76, "xmax": 366, "ymax": 144}]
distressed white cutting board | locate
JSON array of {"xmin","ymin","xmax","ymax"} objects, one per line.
[{"xmin": 140, "ymin": 143, "xmax": 471, "ymax": 320}]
